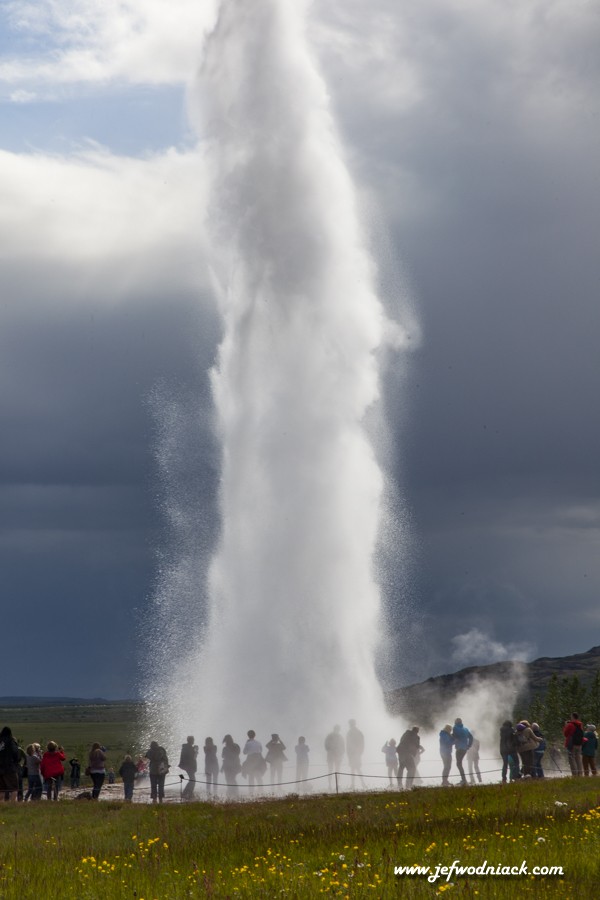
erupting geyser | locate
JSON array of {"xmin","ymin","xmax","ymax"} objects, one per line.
[{"xmin": 146, "ymin": 0, "xmax": 413, "ymax": 758}]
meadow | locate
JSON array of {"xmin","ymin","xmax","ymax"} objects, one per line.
[
  {"xmin": 1, "ymin": 702, "xmax": 142, "ymax": 775},
  {"xmin": 1, "ymin": 776, "xmax": 599, "ymax": 898},
  {"xmin": 2, "ymin": 706, "xmax": 599, "ymax": 896}
]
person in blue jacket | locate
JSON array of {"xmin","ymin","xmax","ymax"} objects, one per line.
[{"xmin": 452, "ymin": 718, "xmax": 473, "ymax": 785}]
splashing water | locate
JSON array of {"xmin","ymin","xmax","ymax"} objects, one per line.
[{"xmin": 147, "ymin": 0, "xmax": 411, "ymax": 762}]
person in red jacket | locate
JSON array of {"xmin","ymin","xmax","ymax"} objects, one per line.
[
  {"xmin": 40, "ymin": 741, "xmax": 66, "ymax": 800},
  {"xmin": 563, "ymin": 713, "xmax": 585, "ymax": 776}
]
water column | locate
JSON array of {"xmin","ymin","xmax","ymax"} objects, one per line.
[{"xmin": 186, "ymin": 0, "xmax": 395, "ymax": 750}]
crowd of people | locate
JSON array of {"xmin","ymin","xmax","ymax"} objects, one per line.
[
  {"xmin": 174, "ymin": 715, "xmax": 599, "ymax": 795},
  {"xmin": 380, "ymin": 718, "xmax": 480, "ymax": 788},
  {"xmin": 0, "ymin": 713, "xmax": 597, "ymax": 803},
  {"xmin": 0, "ymin": 726, "xmax": 160, "ymax": 803},
  {"xmin": 176, "ymin": 731, "xmax": 312, "ymax": 799},
  {"xmin": 441, "ymin": 713, "xmax": 598, "ymax": 786}
]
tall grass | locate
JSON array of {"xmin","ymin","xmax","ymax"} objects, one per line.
[{"xmin": 1, "ymin": 777, "xmax": 600, "ymax": 897}]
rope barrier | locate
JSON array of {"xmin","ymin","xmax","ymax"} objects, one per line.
[
  {"xmin": 107, "ymin": 763, "xmax": 575, "ymax": 798},
  {"xmin": 3, "ymin": 764, "xmax": 576, "ymax": 802},
  {"xmin": 128, "ymin": 763, "xmax": 568, "ymax": 796},
  {"xmin": 5, "ymin": 752, "xmax": 578, "ymax": 803}
]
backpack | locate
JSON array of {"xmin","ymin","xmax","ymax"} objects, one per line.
[
  {"xmin": 571, "ymin": 723, "xmax": 584, "ymax": 747},
  {"xmin": 0, "ymin": 738, "xmax": 18, "ymax": 769}
]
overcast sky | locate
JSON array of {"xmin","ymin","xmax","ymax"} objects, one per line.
[{"xmin": 1, "ymin": 0, "xmax": 599, "ymax": 699}]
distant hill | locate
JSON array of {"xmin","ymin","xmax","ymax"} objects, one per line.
[
  {"xmin": 386, "ymin": 645, "xmax": 600, "ymax": 725},
  {"xmin": 0, "ymin": 697, "xmax": 134, "ymax": 708},
  {"xmin": 4, "ymin": 646, "xmax": 600, "ymax": 721}
]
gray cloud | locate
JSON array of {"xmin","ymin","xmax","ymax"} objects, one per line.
[
  {"xmin": 309, "ymin": 0, "xmax": 600, "ymax": 680},
  {"xmin": 0, "ymin": 286, "xmax": 218, "ymax": 696}
]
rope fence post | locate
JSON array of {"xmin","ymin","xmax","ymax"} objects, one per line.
[{"xmin": 335, "ymin": 771, "xmax": 339, "ymax": 795}]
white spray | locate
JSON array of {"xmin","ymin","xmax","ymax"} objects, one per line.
[{"xmin": 151, "ymin": 0, "xmax": 412, "ymax": 769}]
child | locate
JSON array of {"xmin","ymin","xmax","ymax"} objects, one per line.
[
  {"xmin": 69, "ymin": 757, "xmax": 81, "ymax": 789},
  {"xmin": 381, "ymin": 739, "xmax": 399, "ymax": 785},
  {"xmin": 119, "ymin": 755, "xmax": 137, "ymax": 801}
]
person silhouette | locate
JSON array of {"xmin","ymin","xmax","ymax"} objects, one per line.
[
  {"xmin": 204, "ymin": 738, "xmax": 219, "ymax": 795},
  {"xmin": 221, "ymin": 735, "xmax": 241, "ymax": 795},
  {"xmin": 467, "ymin": 732, "xmax": 482, "ymax": 784},
  {"xmin": 265, "ymin": 734, "xmax": 287, "ymax": 786},
  {"xmin": 119, "ymin": 754, "xmax": 137, "ymax": 801},
  {"xmin": 178, "ymin": 735, "xmax": 198, "ymax": 800},
  {"xmin": 382, "ymin": 739, "xmax": 399, "ymax": 785},
  {"xmin": 346, "ymin": 720, "xmax": 366, "ymax": 789},
  {"xmin": 452, "ymin": 718, "xmax": 473, "ymax": 785},
  {"xmin": 145, "ymin": 741, "xmax": 169, "ymax": 803},
  {"xmin": 439, "ymin": 725, "xmax": 454, "ymax": 786},
  {"xmin": 397, "ymin": 727, "xmax": 421, "ymax": 789},
  {"xmin": 0, "ymin": 727, "xmax": 20, "ymax": 802},
  {"xmin": 324, "ymin": 725, "xmax": 345, "ymax": 789},
  {"xmin": 242, "ymin": 730, "xmax": 265, "ymax": 788},
  {"xmin": 295, "ymin": 737, "xmax": 310, "ymax": 789}
]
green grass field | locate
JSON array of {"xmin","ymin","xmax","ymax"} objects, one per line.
[
  {"xmin": 1, "ymin": 776, "xmax": 600, "ymax": 898},
  {"xmin": 2, "ymin": 706, "xmax": 600, "ymax": 896},
  {"xmin": 1, "ymin": 703, "xmax": 142, "ymax": 776}
]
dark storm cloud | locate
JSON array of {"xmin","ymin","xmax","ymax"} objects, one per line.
[
  {"xmin": 0, "ymin": 254, "xmax": 219, "ymax": 696},
  {"xmin": 0, "ymin": 290, "xmax": 213, "ymax": 481},
  {"xmin": 312, "ymin": 0, "xmax": 600, "ymax": 679},
  {"xmin": 0, "ymin": 143, "xmax": 222, "ymax": 697},
  {"xmin": 391, "ymin": 11, "xmax": 600, "ymax": 676}
]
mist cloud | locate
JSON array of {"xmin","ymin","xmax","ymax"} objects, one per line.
[{"xmin": 451, "ymin": 627, "xmax": 534, "ymax": 668}]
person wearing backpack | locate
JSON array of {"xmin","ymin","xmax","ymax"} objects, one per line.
[
  {"xmin": 515, "ymin": 721, "xmax": 542, "ymax": 777},
  {"xmin": 563, "ymin": 713, "xmax": 585, "ymax": 776}
]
